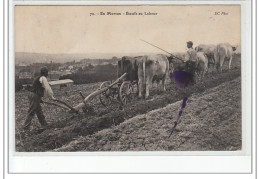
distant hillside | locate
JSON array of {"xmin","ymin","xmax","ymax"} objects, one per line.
[{"xmin": 15, "ymin": 52, "xmax": 159, "ymax": 65}]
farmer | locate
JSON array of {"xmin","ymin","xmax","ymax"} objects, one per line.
[
  {"xmin": 184, "ymin": 41, "xmax": 197, "ymax": 62},
  {"xmin": 23, "ymin": 66, "xmax": 56, "ymax": 130}
]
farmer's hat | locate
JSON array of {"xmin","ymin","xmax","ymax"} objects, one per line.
[
  {"xmin": 186, "ymin": 41, "xmax": 193, "ymax": 46},
  {"xmin": 40, "ymin": 66, "xmax": 48, "ymax": 73}
]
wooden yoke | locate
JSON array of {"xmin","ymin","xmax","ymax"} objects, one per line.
[{"xmin": 73, "ymin": 73, "xmax": 127, "ymax": 111}]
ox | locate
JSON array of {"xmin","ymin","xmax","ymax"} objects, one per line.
[
  {"xmin": 117, "ymin": 56, "xmax": 139, "ymax": 82},
  {"xmin": 137, "ymin": 54, "xmax": 169, "ymax": 99},
  {"xmin": 168, "ymin": 53, "xmax": 197, "ymax": 94},
  {"xmin": 215, "ymin": 43, "xmax": 236, "ymax": 72},
  {"xmin": 167, "ymin": 53, "xmax": 186, "ymax": 73},
  {"xmin": 184, "ymin": 49, "xmax": 208, "ymax": 81},
  {"xmin": 195, "ymin": 44, "xmax": 217, "ymax": 72}
]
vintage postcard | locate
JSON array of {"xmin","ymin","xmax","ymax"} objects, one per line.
[{"xmin": 9, "ymin": 1, "xmax": 253, "ymax": 174}]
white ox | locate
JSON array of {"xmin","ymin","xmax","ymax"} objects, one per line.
[
  {"xmin": 184, "ymin": 49, "xmax": 208, "ymax": 81},
  {"xmin": 137, "ymin": 54, "xmax": 169, "ymax": 99},
  {"xmin": 195, "ymin": 44, "xmax": 217, "ymax": 72},
  {"xmin": 215, "ymin": 43, "xmax": 236, "ymax": 72}
]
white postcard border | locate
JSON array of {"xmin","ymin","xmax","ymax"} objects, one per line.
[{"xmin": 7, "ymin": 0, "xmax": 253, "ymax": 174}]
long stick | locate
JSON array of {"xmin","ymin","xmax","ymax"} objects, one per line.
[{"xmin": 140, "ymin": 39, "xmax": 183, "ymax": 61}]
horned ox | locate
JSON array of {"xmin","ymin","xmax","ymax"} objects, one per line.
[
  {"xmin": 167, "ymin": 53, "xmax": 186, "ymax": 74},
  {"xmin": 184, "ymin": 49, "xmax": 208, "ymax": 81},
  {"xmin": 117, "ymin": 56, "xmax": 139, "ymax": 82},
  {"xmin": 195, "ymin": 44, "xmax": 217, "ymax": 72},
  {"xmin": 215, "ymin": 43, "xmax": 237, "ymax": 72},
  {"xmin": 136, "ymin": 54, "xmax": 169, "ymax": 99}
]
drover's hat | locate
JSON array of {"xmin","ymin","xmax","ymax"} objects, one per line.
[
  {"xmin": 40, "ymin": 66, "xmax": 48, "ymax": 73},
  {"xmin": 186, "ymin": 41, "xmax": 193, "ymax": 46}
]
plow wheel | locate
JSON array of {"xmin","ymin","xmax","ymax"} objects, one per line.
[
  {"xmin": 119, "ymin": 81, "xmax": 134, "ymax": 105},
  {"xmin": 99, "ymin": 81, "xmax": 113, "ymax": 107}
]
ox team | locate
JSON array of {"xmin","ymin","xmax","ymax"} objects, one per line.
[
  {"xmin": 23, "ymin": 42, "xmax": 236, "ymax": 130},
  {"xmin": 118, "ymin": 41, "xmax": 236, "ymax": 99}
]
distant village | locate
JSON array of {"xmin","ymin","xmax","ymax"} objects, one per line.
[{"xmin": 16, "ymin": 57, "xmax": 119, "ymax": 82}]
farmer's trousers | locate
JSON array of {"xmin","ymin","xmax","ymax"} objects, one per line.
[{"xmin": 23, "ymin": 92, "xmax": 47, "ymax": 129}]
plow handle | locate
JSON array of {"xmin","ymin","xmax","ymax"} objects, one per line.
[
  {"xmin": 54, "ymin": 99, "xmax": 79, "ymax": 113},
  {"xmin": 42, "ymin": 100, "xmax": 71, "ymax": 110}
]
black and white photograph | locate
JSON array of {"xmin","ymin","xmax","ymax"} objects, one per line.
[{"xmin": 14, "ymin": 5, "xmax": 242, "ymax": 153}]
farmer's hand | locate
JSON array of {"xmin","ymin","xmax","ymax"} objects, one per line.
[{"xmin": 168, "ymin": 55, "xmax": 174, "ymax": 60}]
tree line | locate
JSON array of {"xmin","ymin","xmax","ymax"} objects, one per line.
[{"xmin": 15, "ymin": 63, "xmax": 118, "ymax": 91}]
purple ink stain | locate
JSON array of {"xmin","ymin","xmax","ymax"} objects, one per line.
[
  {"xmin": 169, "ymin": 97, "xmax": 188, "ymax": 137},
  {"xmin": 182, "ymin": 97, "xmax": 188, "ymax": 108},
  {"xmin": 169, "ymin": 69, "xmax": 194, "ymax": 137},
  {"xmin": 170, "ymin": 71, "xmax": 194, "ymax": 89}
]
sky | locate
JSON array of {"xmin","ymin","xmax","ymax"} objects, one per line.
[{"xmin": 15, "ymin": 5, "xmax": 241, "ymax": 55}]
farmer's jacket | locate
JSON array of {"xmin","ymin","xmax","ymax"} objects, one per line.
[
  {"xmin": 185, "ymin": 48, "xmax": 197, "ymax": 62},
  {"xmin": 31, "ymin": 76, "xmax": 54, "ymax": 98}
]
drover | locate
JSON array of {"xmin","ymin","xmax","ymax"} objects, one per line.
[{"xmin": 23, "ymin": 66, "xmax": 56, "ymax": 130}]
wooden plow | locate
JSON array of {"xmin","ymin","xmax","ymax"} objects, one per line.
[{"xmin": 47, "ymin": 72, "xmax": 137, "ymax": 114}]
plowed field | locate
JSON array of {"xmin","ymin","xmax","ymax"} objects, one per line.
[{"xmin": 15, "ymin": 55, "xmax": 241, "ymax": 152}]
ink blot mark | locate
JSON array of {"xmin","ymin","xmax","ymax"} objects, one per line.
[
  {"xmin": 171, "ymin": 71, "xmax": 193, "ymax": 88},
  {"xmin": 170, "ymin": 70, "xmax": 194, "ymax": 97},
  {"xmin": 169, "ymin": 68, "xmax": 195, "ymax": 137},
  {"xmin": 169, "ymin": 97, "xmax": 188, "ymax": 137}
]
